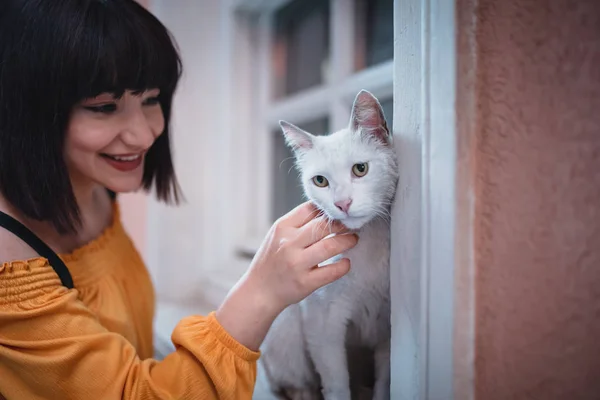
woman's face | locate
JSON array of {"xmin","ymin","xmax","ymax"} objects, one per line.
[{"xmin": 65, "ymin": 89, "xmax": 164, "ymax": 194}]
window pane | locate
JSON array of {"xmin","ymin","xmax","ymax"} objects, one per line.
[
  {"xmin": 272, "ymin": 0, "xmax": 330, "ymax": 98},
  {"xmin": 354, "ymin": 0, "xmax": 394, "ymax": 70},
  {"xmin": 380, "ymin": 97, "xmax": 393, "ymax": 129},
  {"xmin": 271, "ymin": 118, "xmax": 329, "ymax": 221}
]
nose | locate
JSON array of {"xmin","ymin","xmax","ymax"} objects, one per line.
[
  {"xmin": 335, "ymin": 198, "xmax": 353, "ymax": 214},
  {"xmin": 121, "ymin": 111, "xmax": 157, "ymax": 150}
]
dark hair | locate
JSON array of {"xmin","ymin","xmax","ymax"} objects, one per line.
[{"xmin": 0, "ymin": 0, "xmax": 182, "ymax": 233}]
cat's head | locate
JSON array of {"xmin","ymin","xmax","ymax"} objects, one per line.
[{"xmin": 280, "ymin": 90, "xmax": 398, "ymax": 230}]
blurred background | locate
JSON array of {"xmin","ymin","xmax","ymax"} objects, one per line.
[{"xmin": 118, "ymin": 0, "xmax": 395, "ymax": 357}]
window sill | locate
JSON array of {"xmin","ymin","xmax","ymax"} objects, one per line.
[{"xmin": 153, "ymin": 300, "xmax": 215, "ymax": 359}]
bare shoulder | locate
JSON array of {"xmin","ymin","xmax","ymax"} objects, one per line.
[
  {"xmin": 0, "ymin": 228, "xmax": 40, "ymax": 263},
  {"xmin": 0, "ymin": 213, "xmax": 40, "ymax": 263}
]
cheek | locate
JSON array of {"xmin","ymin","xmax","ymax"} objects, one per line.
[
  {"xmin": 353, "ymin": 177, "xmax": 387, "ymax": 211},
  {"xmin": 304, "ymin": 183, "xmax": 334, "ymax": 210},
  {"xmin": 147, "ymin": 107, "xmax": 165, "ymax": 136},
  {"xmin": 349, "ymin": 179, "xmax": 371, "ymax": 202},
  {"xmin": 66, "ymin": 117, "xmax": 119, "ymax": 154}
]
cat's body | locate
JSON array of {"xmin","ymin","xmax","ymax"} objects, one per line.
[
  {"xmin": 259, "ymin": 90, "xmax": 398, "ymax": 400},
  {"xmin": 262, "ymin": 218, "xmax": 391, "ymax": 400}
]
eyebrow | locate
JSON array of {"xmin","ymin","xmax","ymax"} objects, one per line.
[{"xmin": 92, "ymin": 89, "xmax": 160, "ymax": 100}]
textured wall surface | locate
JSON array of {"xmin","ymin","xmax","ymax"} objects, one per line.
[{"xmin": 471, "ymin": 0, "xmax": 600, "ymax": 399}]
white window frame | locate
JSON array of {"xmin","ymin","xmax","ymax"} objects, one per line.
[
  {"xmin": 230, "ymin": 0, "xmax": 394, "ymax": 257},
  {"xmin": 391, "ymin": 0, "xmax": 474, "ymax": 399}
]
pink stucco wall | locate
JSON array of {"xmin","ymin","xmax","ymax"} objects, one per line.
[{"xmin": 463, "ymin": 0, "xmax": 600, "ymax": 398}]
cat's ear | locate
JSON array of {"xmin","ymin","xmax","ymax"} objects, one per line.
[
  {"xmin": 279, "ymin": 120, "xmax": 315, "ymax": 153},
  {"xmin": 349, "ymin": 90, "xmax": 391, "ymax": 145}
]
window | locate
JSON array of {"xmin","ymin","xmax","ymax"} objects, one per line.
[
  {"xmin": 272, "ymin": 0, "xmax": 330, "ymax": 98},
  {"xmin": 354, "ymin": 0, "xmax": 395, "ymax": 70},
  {"xmin": 233, "ymin": 0, "xmax": 394, "ymax": 255}
]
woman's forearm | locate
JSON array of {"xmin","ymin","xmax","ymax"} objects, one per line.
[{"xmin": 215, "ymin": 276, "xmax": 282, "ymax": 351}]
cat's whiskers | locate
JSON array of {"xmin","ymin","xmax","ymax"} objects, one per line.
[
  {"xmin": 372, "ymin": 208, "xmax": 392, "ymax": 228},
  {"xmin": 324, "ymin": 214, "xmax": 335, "ymax": 236},
  {"xmin": 373, "ymin": 203, "xmax": 392, "ymax": 215},
  {"xmin": 301, "ymin": 207, "xmax": 322, "ymax": 228},
  {"xmin": 278, "ymin": 156, "xmax": 296, "ymax": 172},
  {"xmin": 374, "ymin": 203, "xmax": 392, "ymax": 215},
  {"xmin": 308, "ymin": 208, "xmax": 328, "ymax": 240}
]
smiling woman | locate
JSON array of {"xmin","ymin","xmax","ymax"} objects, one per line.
[
  {"xmin": 68, "ymin": 89, "xmax": 165, "ymax": 193},
  {"xmin": 0, "ymin": 1, "xmax": 359, "ymax": 399},
  {"xmin": 0, "ymin": 0, "xmax": 181, "ymax": 234}
]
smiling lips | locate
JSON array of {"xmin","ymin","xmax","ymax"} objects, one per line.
[{"xmin": 100, "ymin": 153, "xmax": 144, "ymax": 172}]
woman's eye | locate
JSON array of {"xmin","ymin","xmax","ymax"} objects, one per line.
[
  {"xmin": 143, "ymin": 96, "xmax": 160, "ymax": 106},
  {"xmin": 84, "ymin": 103, "xmax": 117, "ymax": 114}
]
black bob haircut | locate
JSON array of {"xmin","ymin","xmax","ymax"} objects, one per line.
[{"xmin": 0, "ymin": 0, "xmax": 182, "ymax": 233}]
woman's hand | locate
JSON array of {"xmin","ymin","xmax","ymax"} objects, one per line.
[
  {"xmin": 249, "ymin": 200, "xmax": 358, "ymax": 308},
  {"xmin": 215, "ymin": 201, "xmax": 358, "ymax": 351}
]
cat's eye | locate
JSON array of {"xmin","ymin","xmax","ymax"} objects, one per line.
[
  {"xmin": 312, "ymin": 175, "xmax": 329, "ymax": 187},
  {"xmin": 352, "ymin": 163, "xmax": 369, "ymax": 177}
]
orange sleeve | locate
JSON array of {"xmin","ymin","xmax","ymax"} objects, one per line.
[{"xmin": 0, "ymin": 260, "xmax": 259, "ymax": 400}]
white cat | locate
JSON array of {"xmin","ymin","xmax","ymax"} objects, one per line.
[{"xmin": 259, "ymin": 90, "xmax": 399, "ymax": 400}]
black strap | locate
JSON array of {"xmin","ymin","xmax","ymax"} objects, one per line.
[{"xmin": 0, "ymin": 211, "xmax": 74, "ymax": 289}]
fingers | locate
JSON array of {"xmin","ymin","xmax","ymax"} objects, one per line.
[
  {"xmin": 277, "ymin": 201, "xmax": 321, "ymax": 228},
  {"xmin": 295, "ymin": 215, "xmax": 349, "ymax": 248},
  {"xmin": 306, "ymin": 258, "xmax": 351, "ymax": 289},
  {"xmin": 300, "ymin": 233, "xmax": 358, "ymax": 268}
]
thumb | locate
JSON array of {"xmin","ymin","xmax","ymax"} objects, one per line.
[{"xmin": 307, "ymin": 258, "xmax": 351, "ymax": 290}]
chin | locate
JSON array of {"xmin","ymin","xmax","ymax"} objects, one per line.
[
  {"xmin": 317, "ymin": 205, "xmax": 372, "ymax": 230},
  {"xmin": 102, "ymin": 178, "xmax": 144, "ymax": 194},
  {"xmin": 339, "ymin": 215, "xmax": 372, "ymax": 230}
]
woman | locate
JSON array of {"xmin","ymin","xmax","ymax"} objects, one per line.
[{"xmin": 0, "ymin": 1, "xmax": 357, "ymax": 399}]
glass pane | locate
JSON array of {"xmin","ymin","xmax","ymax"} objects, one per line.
[
  {"xmin": 272, "ymin": 0, "xmax": 330, "ymax": 98},
  {"xmin": 354, "ymin": 0, "xmax": 394, "ymax": 70},
  {"xmin": 271, "ymin": 118, "xmax": 329, "ymax": 221},
  {"xmin": 380, "ymin": 97, "xmax": 393, "ymax": 129}
]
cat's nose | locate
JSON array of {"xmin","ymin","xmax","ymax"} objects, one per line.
[{"xmin": 335, "ymin": 199, "xmax": 353, "ymax": 214}]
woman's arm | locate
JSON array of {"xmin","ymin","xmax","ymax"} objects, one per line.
[
  {"xmin": 0, "ymin": 201, "xmax": 357, "ymax": 399},
  {"xmin": 216, "ymin": 201, "xmax": 358, "ymax": 351},
  {"xmin": 0, "ymin": 258, "xmax": 257, "ymax": 400}
]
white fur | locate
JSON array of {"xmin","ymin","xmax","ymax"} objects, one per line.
[{"xmin": 260, "ymin": 91, "xmax": 399, "ymax": 400}]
